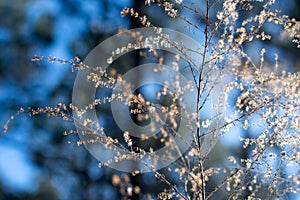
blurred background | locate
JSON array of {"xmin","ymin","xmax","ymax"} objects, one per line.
[{"xmin": 0, "ymin": 0, "xmax": 299, "ymax": 199}]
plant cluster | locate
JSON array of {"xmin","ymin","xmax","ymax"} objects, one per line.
[{"xmin": 4, "ymin": 0, "xmax": 300, "ymax": 199}]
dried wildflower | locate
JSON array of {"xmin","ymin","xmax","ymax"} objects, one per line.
[{"xmin": 4, "ymin": 1, "xmax": 300, "ymax": 199}]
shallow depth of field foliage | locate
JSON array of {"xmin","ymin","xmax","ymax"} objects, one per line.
[{"xmin": 2, "ymin": 0, "xmax": 300, "ymax": 200}]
